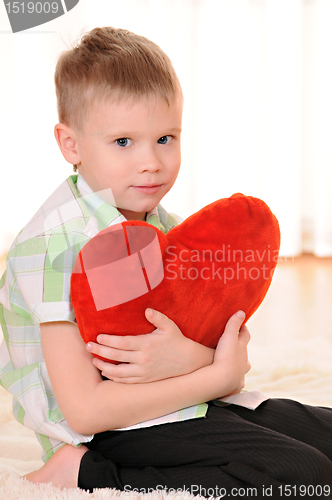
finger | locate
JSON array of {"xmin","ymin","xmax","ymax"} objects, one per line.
[
  {"xmin": 92, "ymin": 357, "xmax": 140, "ymax": 379},
  {"xmin": 145, "ymin": 308, "xmax": 173, "ymax": 331},
  {"xmin": 95, "ymin": 334, "xmax": 143, "ymax": 351},
  {"xmin": 109, "ymin": 376, "xmax": 143, "ymax": 384},
  {"xmin": 87, "ymin": 342, "xmax": 136, "ymax": 364}
]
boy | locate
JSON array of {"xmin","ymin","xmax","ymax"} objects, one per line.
[{"xmin": 1, "ymin": 27, "xmax": 332, "ymax": 497}]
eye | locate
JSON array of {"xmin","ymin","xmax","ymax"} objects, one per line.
[
  {"xmin": 157, "ymin": 135, "xmax": 172, "ymax": 145},
  {"xmin": 116, "ymin": 138, "xmax": 132, "ymax": 147}
]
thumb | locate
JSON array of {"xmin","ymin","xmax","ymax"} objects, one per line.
[
  {"xmin": 145, "ymin": 308, "xmax": 169, "ymax": 329},
  {"xmin": 223, "ymin": 310, "xmax": 246, "ymax": 338}
]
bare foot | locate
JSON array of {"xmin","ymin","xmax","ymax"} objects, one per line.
[{"xmin": 23, "ymin": 444, "xmax": 88, "ymax": 489}]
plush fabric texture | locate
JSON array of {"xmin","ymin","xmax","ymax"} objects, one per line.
[{"xmin": 71, "ymin": 194, "xmax": 280, "ymax": 361}]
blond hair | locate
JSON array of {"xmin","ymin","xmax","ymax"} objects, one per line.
[{"xmin": 54, "ymin": 26, "xmax": 182, "ymax": 135}]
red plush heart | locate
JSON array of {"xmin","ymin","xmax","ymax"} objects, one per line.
[{"xmin": 71, "ymin": 194, "xmax": 280, "ymax": 361}]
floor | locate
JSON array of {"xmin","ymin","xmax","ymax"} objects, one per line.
[{"xmin": 247, "ymin": 254, "xmax": 332, "ymax": 345}]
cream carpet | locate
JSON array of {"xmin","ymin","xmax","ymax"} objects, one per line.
[{"xmin": 1, "ymin": 335, "xmax": 332, "ymax": 500}]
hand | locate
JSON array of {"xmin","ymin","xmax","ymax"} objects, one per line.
[
  {"xmin": 86, "ymin": 308, "xmax": 215, "ymax": 384},
  {"xmin": 212, "ymin": 311, "xmax": 251, "ymax": 396}
]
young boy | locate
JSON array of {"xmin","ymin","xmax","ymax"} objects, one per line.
[{"xmin": 1, "ymin": 27, "xmax": 332, "ymax": 498}]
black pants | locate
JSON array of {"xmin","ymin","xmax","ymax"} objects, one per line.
[{"xmin": 78, "ymin": 399, "xmax": 332, "ymax": 499}]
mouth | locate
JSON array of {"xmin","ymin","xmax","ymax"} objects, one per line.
[{"xmin": 131, "ymin": 184, "xmax": 163, "ymax": 194}]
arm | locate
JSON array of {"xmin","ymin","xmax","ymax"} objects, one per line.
[
  {"xmin": 87, "ymin": 308, "xmax": 215, "ymax": 383},
  {"xmin": 41, "ymin": 311, "xmax": 250, "ymax": 435}
]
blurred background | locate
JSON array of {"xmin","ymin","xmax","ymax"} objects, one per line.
[{"xmin": 0, "ymin": 0, "xmax": 332, "ymax": 259}]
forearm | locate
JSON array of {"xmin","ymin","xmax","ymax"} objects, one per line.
[
  {"xmin": 76, "ymin": 362, "xmax": 229, "ymax": 435},
  {"xmin": 42, "ymin": 322, "xmax": 221, "ymax": 434},
  {"xmin": 182, "ymin": 337, "xmax": 215, "ymax": 373},
  {"xmin": 41, "ymin": 317, "xmax": 248, "ymax": 437}
]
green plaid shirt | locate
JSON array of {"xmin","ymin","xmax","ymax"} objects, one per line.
[{"xmin": 0, "ymin": 174, "xmax": 207, "ymax": 462}]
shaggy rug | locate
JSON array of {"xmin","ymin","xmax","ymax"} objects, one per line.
[{"xmin": 1, "ymin": 313, "xmax": 332, "ymax": 500}]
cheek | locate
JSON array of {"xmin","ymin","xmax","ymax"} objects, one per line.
[
  {"xmin": 79, "ymin": 146, "xmax": 104, "ymax": 170},
  {"xmin": 102, "ymin": 168, "xmax": 129, "ymax": 192},
  {"xmin": 171, "ymin": 152, "xmax": 181, "ymax": 175}
]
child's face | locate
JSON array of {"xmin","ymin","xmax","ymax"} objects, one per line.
[{"xmin": 74, "ymin": 94, "xmax": 182, "ymax": 221}]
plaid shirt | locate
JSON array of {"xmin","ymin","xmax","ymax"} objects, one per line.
[{"xmin": 0, "ymin": 174, "xmax": 207, "ymax": 462}]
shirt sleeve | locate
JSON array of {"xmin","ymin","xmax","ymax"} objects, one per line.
[
  {"xmin": 0, "ymin": 234, "xmax": 94, "ymax": 463},
  {"xmin": 4, "ymin": 230, "xmax": 90, "ymax": 326}
]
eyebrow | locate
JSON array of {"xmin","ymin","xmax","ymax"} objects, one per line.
[
  {"xmin": 165, "ymin": 127, "xmax": 182, "ymax": 134},
  {"xmin": 103, "ymin": 127, "xmax": 182, "ymax": 140}
]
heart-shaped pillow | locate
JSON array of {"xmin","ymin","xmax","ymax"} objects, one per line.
[{"xmin": 71, "ymin": 194, "xmax": 280, "ymax": 361}]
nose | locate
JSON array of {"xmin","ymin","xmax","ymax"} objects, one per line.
[{"xmin": 137, "ymin": 145, "xmax": 162, "ymax": 173}]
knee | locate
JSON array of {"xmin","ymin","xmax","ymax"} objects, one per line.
[
  {"xmin": 304, "ymin": 450, "xmax": 332, "ymax": 487},
  {"xmin": 282, "ymin": 447, "xmax": 332, "ymax": 489}
]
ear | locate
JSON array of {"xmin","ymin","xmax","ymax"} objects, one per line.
[{"xmin": 54, "ymin": 123, "xmax": 81, "ymax": 166}]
